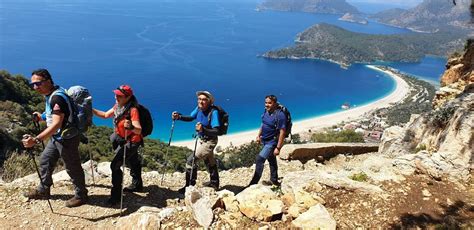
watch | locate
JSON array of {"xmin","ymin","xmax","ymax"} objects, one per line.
[{"xmin": 33, "ymin": 137, "xmax": 41, "ymax": 144}]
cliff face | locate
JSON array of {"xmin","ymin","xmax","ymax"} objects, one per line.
[
  {"xmin": 372, "ymin": 0, "xmax": 473, "ymax": 32},
  {"xmin": 380, "ymin": 41, "xmax": 474, "ymax": 181},
  {"xmin": 258, "ymin": 0, "xmax": 359, "ymax": 14},
  {"xmin": 434, "ymin": 40, "xmax": 474, "ymax": 109}
]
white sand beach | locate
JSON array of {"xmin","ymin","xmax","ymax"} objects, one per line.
[{"xmin": 173, "ymin": 65, "xmax": 410, "ymax": 149}]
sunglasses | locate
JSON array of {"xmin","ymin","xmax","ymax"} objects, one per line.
[
  {"xmin": 29, "ymin": 80, "xmax": 47, "ymax": 88},
  {"xmin": 116, "ymin": 87, "xmax": 130, "ymax": 96}
]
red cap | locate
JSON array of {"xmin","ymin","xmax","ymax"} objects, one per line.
[{"xmin": 113, "ymin": 85, "xmax": 133, "ymax": 97}]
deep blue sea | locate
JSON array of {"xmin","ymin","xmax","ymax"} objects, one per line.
[{"xmin": 0, "ymin": 0, "xmax": 446, "ymax": 141}]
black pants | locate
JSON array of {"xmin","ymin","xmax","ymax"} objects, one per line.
[{"xmin": 110, "ymin": 139, "xmax": 141, "ymax": 199}]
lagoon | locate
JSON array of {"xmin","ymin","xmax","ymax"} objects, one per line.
[{"xmin": 0, "ymin": 0, "xmax": 446, "ymax": 141}]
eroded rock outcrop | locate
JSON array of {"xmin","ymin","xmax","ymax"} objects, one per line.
[
  {"xmin": 434, "ymin": 40, "xmax": 474, "ymax": 109},
  {"xmin": 381, "ymin": 41, "xmax": 474, "ymax": 181}
]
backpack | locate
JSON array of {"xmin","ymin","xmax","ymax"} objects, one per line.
[
  {"xmin": 278, "ymin": 104, "xmax": 292, "ymax": 138},
  {"xmin": 67, "ymin": 86, "xmax": 93, "ymax": 133},
  {"xmin": 207, "ymin": 105, "xmax": 229, "ymax": 136},
  {"xmin": 268, "ymin": 104, "xmax": 292, "ymax": 138},
  {"xmin": 128, "ymin": 104, "xmax": 153, "ymax": 137}
]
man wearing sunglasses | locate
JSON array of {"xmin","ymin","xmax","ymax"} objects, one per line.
[{"xmin": 22, "ymin": 68, "xmax": 88, "ymax": 207}]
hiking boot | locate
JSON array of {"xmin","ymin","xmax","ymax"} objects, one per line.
[
  {"xmin": 202, "ymin": 181, "xmax": 219, "ymax": 190},
  {"xmin": 178, "ymin": 186, "xmax": 187, "ymax": 195},
  {"xmin": 123, "ymin": 183, "xmax": 143, "ymax": 193},
  {"xmin": 65, "ymin": 196, "xmax": 88, "ymax": 208},
  {"xmin": 262, "ymin": 180, "xmax": 281, "ymax": 187},
  {"xmin": 106, "ymin": 197, "xmax": 120, "ymax": 206},
  {"xmin": 23, "ymin": 189, "xmax": 50, "ymax": 200}
]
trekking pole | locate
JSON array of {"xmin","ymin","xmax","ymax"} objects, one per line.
[
  {"xmin": 31, "ymin": 114, "xmax": 45, "ymax": 149},
  {"xmin": 89, "ymin": 151, "xmax": 95, "ymax": 186},
  {"xmin": 31, "ymin": 114, "xmax": 53, "ymax": 188},
  {"xmin": 189, "ymin": 133, "xmax": 199, "ymax": 186},
  {"xmin": 120, "ymin": 130, "xmax": 128, "ymax": 216},
  {"xmin": 26, "ymin": 147, "xmax": 54, "ymax": 213},
  {"xmin": 160, "ymin": 119, "xmax": 175, "ymax": 185}
]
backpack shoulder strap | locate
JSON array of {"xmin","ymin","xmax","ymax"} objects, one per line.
[
  {"xmin": 48, "ymin": 88, "xmax": 75, "ymax": 123},
  {"xmin": 207, "ymin": 105, "xmax": 216, "ymax": 126}
]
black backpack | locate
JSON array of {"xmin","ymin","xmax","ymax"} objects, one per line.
[
  {"xmin": 276, "ymin": 104, "xmax": 292, "ymax": 138},
  {"xmin": 128, "ymin": 104, "xmax": 153, "ymax": 137},
  {"xmin": 207, "ymin": 105, "xmax": 229, "ymax": 136}
]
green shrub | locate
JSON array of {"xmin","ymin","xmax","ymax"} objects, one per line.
[
  {"xmin": 465, "ymin": 38, "xmax": 473, "ymax": 51},
  {"xmin": 311, "ymin": 129, "xmax": 364, "ymax": 143},
  {"xmin": 414, "ymin": 143, "xmax": 427, "ymax": 153},
  {"xmin": 217, "ymin": 141, "xmax": 262, "ymax": 170},
  {"xmin": 429, "ymin": 106, "xmax": 456, "ymax": 128},
  {"xmin": 349, "ymin": 172, "xmax": 368, "ymax": 182}
]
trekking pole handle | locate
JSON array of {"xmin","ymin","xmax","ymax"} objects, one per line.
[{"xmin": 30, "ymin": 114, "xmax": 45, "ymax": 149}]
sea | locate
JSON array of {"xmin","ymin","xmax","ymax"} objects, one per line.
[{"xmin": 0, "ymin": 0, "xmax": 447, "ymax": 141}]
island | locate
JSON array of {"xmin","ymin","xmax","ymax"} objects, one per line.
[{"xmin": 263, "ymin": 23, "xmax": 466, "ymax": 68}]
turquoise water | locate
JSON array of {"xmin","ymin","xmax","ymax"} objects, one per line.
[
  {"xmin": 0, "ymin": 0, "xmax": 443, "ymax": 141},
  {"xmin": 379, "ymin": 56, "xmax": 447, "ymax": 87}
]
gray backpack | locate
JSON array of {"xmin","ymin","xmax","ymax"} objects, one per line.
[{"xmin": 67, "ymin": 86, "xmax": 93, "ymax": 133}]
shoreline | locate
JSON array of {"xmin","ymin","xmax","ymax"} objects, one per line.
[{"xmin": 173, "ymin": 65, "xmax": 410, "ymax": 149}]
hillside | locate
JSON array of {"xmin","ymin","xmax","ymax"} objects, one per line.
[
  {"xmin": 263, "ymin": 23, "xmax": 467, "ymax": 67},
  {"xmin": 371, "ymin": 0, "xmax": 474, "ymax": 32},
  {"xmin": 257, "ymin": 0, "xmax": 359, "ymax": 14}
]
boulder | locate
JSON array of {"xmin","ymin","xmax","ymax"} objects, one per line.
[
  {"xmin": 97, "ymin": 162, "xmax": 112, "ymax": 177},
  {"xmin": 281, "ymin": 170, "xmax": 322, "ymax": 195},
  {"xmin": 287, "ymin": 204, "xmax": 302, "ymax": 218},
  {"xmin": 236, "ymin": 184, "xmax": 282, "ymax": 221},
  {"xmin": 117, "ymin": 206, "xmax": 161, "ymax": 230},
  {"xmin": 158, "ymin": 207, "xmax": 176, "ymax": 220},
  {"xmin": 291, "ymin": 204, "xmax": 336, "ymax": 229},
  {"xmin": 216, "ymin": 190, "xmax": 239, "ymax": 213},
  {"xmin": 219, "ymin": 212, "xmax": 243, "ymax": 228},
  {"xmin": 281, "ymin": 193, "xmax": 295, "ymax": 207},
  {"xmin": 283, "ymin": 171, "xmax": 385, "ymax": 196},
  {"xmin": 378, "ymin": 126, "xmax": 405, "ymax": 155},
  {"xmin": 294, "ymin": 190, "xmax": 321, "ymax": 209},
  {"xmin": 280, "ymin": 143, "xmax": 379, "ymax": 161},
  {"xmin": 184, "ymin": 186, "xmax": 214, "ymax": 228}
]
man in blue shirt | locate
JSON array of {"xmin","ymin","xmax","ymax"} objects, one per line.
[
  {"xmin": 248, "ymin": 95, "xmax": 286, "ymax": 186},
  {"xmin": 172, "ymin": 91, "xmax": 220, "ymax": 193}
]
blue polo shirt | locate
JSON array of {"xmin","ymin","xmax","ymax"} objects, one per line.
[
  {"xmin": 190, "ymin": 106, "xmax": 220, "ymax": 136},
  {"xmin": 260, "ymin": 109, "xmax": 286, "ymax": 141}
]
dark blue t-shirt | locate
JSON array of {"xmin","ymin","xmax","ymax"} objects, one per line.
[
  {"xmin": 189, "ymin": 106, "xmax": 219, "ymax": 136},
  {"xmin": 260, "ymin": 109, "xmax": 286, "ymax": 141}
]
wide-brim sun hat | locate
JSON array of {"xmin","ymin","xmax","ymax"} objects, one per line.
[{"xmin": 196, "ymin": 90, "xmax": 214, "ymax": 104}]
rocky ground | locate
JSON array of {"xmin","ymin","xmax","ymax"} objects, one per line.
[{"xmin": 0, "ymin": 151, "xmax": 472, "ymax": 229}]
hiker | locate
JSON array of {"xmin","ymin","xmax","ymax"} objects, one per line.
[
  {"xmin": 22, "ymin": 68, "xmax": 88, "ymax": 207},
  {"xmin": 248, "ymin": 95, "xmax": 286, "ymax": 187},
  {"xmin": 92, "ymin": 85, "xmax": 143, "ymax": 205},
  {"xmin": 172, "ymin": 91, "xmax": 221, "ymax": 193}
]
